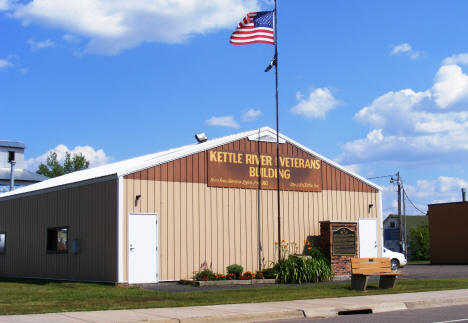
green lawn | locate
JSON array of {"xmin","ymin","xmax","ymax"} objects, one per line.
[
  {"xmin": 407, "ymin": 260, "xmax": 430, "ymax": 265},
  {"xmin": 1, "ymin": 278, "xmax": 468, "ymax": 315}
]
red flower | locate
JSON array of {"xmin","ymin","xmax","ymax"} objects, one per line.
[{"xmin": 203, "ymin": 276, "xmax": 208, "ymax": 281}]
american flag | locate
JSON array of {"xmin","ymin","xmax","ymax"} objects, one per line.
[{"xmin": 230, "ymin": 11, "xmax": 275, "ymax": 45}]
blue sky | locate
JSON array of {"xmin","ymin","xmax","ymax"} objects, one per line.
[{"xmin": 1, "ymin": 0, "xmax": 468, "ymax": 215}]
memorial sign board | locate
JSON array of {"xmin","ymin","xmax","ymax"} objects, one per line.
[{"xmin": 332, "ymin": 227, "xmax": 356, "ymax": 256}]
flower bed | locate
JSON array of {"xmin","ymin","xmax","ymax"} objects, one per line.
[
  {"xmin": 180, "ymin": 278, "xmax": 275, "ymax": 287},
  {"xmin": 195, "ymin": 270, "xmax": 263, "ymax": 281},
  {"xmin": 193, "ymin": 263, "xmax": 266, "ymax": 282}
]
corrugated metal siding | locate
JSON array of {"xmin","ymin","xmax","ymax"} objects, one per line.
[
  {"xmin": 124, "ymin": 181, "xmax": 379, "ymax": 281},
  {"xmin": 126, "ymin": 139, "xmax": 377, "ymax": 193},
  {"xmin": 0, "ymin": 179, "xmax": 117, "ymax": 282}
]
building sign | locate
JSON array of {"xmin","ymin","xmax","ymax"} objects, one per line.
[
  {"xmin": 332, "ymin": 227, "xmax": 356, "ymax": 256},
  {"xmin": 207, "ymin": 150, "xmax": 322, "ymax": 192}
]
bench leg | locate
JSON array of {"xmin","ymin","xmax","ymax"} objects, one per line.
[
  {"xmin": 379, "ymin": 275, "xmax": 396, "ymax": 289},
  {"xmin": 351, "ymin": 274, "xmax": 368, "ymax": 291}
]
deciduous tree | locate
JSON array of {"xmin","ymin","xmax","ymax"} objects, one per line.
[
  {"xmin": 36, "ymin": 152, "xmax": 90, "ymax": 178},
  {"xmin": 408, "ymin": 224, "xmax": 430, "ymax": 260}
]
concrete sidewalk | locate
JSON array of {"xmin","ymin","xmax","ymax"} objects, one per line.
[{"xmin": 2, "ymin": 289, "xmax": 468, "ymax": 322}]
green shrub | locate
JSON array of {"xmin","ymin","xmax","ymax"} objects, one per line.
[
  {"xmin": 260, "ymin": 267, "xmax": 277, "ymax": 279},
  {"xmin": 194, "ymin": 269, "xmax": 216, "ymax": 281},
  {"xmin": 408, "ymin": 224, "xmax": 430, "ymax": 260},
  {"xmin": 274, "ymin": 255, "xmax": 333, "ymax": 284},
  {"xmin": 304, "ymin": 246, "xmax": 327, "ymax": 260},
  {"xmin": 227, "ymin": 264, "xmax": 244, "ymax": 279}
]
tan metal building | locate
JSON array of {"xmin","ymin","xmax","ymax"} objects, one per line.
[{"xmin": 0, "ymin": 127, "xmax": 383, "ymax": 283}]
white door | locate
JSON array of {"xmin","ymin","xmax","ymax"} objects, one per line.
[
  {"xmin": 359, "ymin": 218, "xmax": 378, "ymax": 258},
  {"xmin": 128, "ymin": 213, "xmax": 158, "ymax": 284}
]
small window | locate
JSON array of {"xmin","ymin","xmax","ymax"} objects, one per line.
[
  {"xmin": 0, "ymin": 233, "xmax": 5, "ymax": 254},
  {"xmin": 47, "ymin": 227, "xmax": 68, "ymax": 253},
  {"xmin": 390, "ymin": 222, "xmax": 395, "ymax": 228}
]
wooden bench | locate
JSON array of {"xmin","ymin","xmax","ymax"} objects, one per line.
[{"xmin": 351, "ymin": 257, "xmax": 403, "ymax": 291}]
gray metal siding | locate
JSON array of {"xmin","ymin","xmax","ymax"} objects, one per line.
[{"xmin": 0, "ymin": 179, "xmax": 118, "ymax": 282}]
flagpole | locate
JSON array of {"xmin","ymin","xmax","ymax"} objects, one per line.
[{"xmin": 274, "ymin": 0, "xmax": 281, "ymax": 262}]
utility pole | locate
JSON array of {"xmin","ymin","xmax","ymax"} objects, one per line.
[
  {"xmin": 397, "ymin": 171, "xmax": 401, "ymax": 220},
  {"xmin": 402, "ymin": 188, "xmax": 407, "ymax": 259},
  {"xmin": 391, "ymin": 171, "xmax": 403, "ymax": 253},
  {"xmin": 397, "ymin": 171, "xmax": 402, "ymax": 253}
]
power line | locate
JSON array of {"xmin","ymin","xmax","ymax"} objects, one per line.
[
  {"xmin": 403, "ymin": 189, "xmax": 427, "ymax": 215},
  {"xmin": 367, "ymin": 174, "xmax": 394, "ymax": 180}
]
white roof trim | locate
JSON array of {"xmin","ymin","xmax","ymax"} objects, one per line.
[
  {"xmin": 248, "ymin": 128, "xmax": 286, "ymax": 143},
  {"xmin": 0, "ymin": 126, "xmax": 381, "ymax": 199}
]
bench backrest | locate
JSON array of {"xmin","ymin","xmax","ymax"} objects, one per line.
[{"xmin": 351, "ymin": 257, "xmax": 392, "ymax": 275}]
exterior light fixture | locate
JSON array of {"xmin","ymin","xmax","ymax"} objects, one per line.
[
  {"xmin": 195, "ymin": 133, "xmax": 208, "ymax": 143},
  {"xmin": 135, "ymin": 195, "xmax": 141, "ymax": 207}
]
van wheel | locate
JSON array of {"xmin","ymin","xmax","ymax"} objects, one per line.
[{"xmin": 391, "ymin": 259, "xmax": 400, "ymax": 271}]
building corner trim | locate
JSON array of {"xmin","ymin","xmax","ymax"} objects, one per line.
[
  {"xmin": 117, "ymin": 176, "xmax": 124, "ymax": 283},
  {"xmin": 378, "ymin": 190, "xmax": 384, "ymax": 257}
]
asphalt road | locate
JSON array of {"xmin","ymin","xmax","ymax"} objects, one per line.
[
  {"xmin": 265, "ymin": 304, "xmax": 468, "ymax": 323},
  {"xmin": 400, "ymin": 264, "xmax": 468, "ymax": 280}
]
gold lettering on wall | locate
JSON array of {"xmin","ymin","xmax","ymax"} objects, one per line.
[{"xmin": 207, "ymin": 150, "xmax": 322, "ymax": 192}]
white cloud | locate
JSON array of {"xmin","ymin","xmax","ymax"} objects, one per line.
[
  {"xmin": 290, "ymin": 88, "xmax": 340, "ymax": 119},
  {"xmin": 25, "ymin": 144, "xmax": 110, "ymax": 171},
  {"xmin": 391, "ymin": 43, "xmax": 411, "ymax": 55},
  {"xmin": 342, "ymin": 164, "xmax": 361, "ymax": 174},
  {"xmin": 0, "ymin": 58, "xmax": 13, "ymax": 69},
  {"xmin": 0, "ymin": 0, "xmax": 10, "ymax": 10},
  {"xmin": 353, "ymin": 89, "xmax": 432, "ymax": 133},
  {"xmin": 63, "ymin": 34, "xmax": 81, "ymax": 43},
  {"xmin": 205, "ymin": 116, "xmax": 240, "ymax": 128},
  {"xmin": 390, "ymin": 42, "xmax": 422, "ymax": 60},
  {"xmin": 442, "ymin": 53, "xmax": 468, "ymax": 66},
  {"xmin": 8, "ymin": 0, "xmax": 259, "ymax": 54},
  {"xmin": 402, "ymin": 176, "xmax": 468, "ymax": 209},
  {"xmin": 406, "ymin": 176, "xmax": 468, "ymax": 199},
  {"xmin": 28, "ymin": 39, "xmax": 55, "ymax": 50},
  {"xmin": 242, "ymin": 109, "xmax": 262, "ymax": 122},
  {"xmin": 338, "ymin": 58, "xmax": 468, "ymax": 165},
  {"xmin": 432, "ymin": 64, "xmax": 468, "ymax": 108}
]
